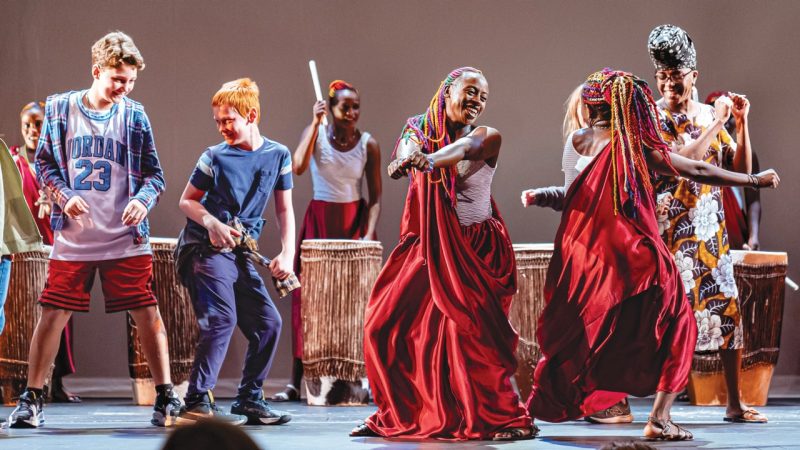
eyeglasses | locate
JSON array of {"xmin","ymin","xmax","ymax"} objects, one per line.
[{"xmin": 655, "ymin": 70, "xmax": 694, "ymax": 83}]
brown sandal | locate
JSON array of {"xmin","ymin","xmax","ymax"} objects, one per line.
[
  {"xmin": 492, "ymin": 424, "xmax": 539, "ymax": 441},
  {"xmin": 724, "ymin": 409, "xmax": 768, "ymax": 423},
  {"xmin": 643, "ymin": 416, "xmax": 693, "ymax": 441}
]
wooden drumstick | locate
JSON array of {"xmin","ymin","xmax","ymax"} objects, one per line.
[
  {"xmin": 786, "ymin": 277, "xmax": 799, "ymax": 291},
  {"xmin": 308, "ymin": 59, "xmax": 328, "ymax": 142},
  {"xmin": 308, "ymin": 60, "xmax": 328, "ymax": 126}
]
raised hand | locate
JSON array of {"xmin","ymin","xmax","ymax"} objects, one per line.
[
  {"xmin": 729, "ymin": 93, "xmax": 750, "ymax": 124},
  {"xmin": 714, "ymin": 95, "xmax": 733, "ymax": 123},
  {"xmin": 311, "ymin": 100, "xmax": 326, "ymax": 125}
]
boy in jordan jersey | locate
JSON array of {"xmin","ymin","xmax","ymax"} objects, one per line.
[{"xmin": 9, "ymin": 31, "xmax": 181, "ymax": 429}]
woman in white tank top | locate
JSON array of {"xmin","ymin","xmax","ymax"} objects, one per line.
[
  {"xmin": 520, "ymin": 84, "xmax": 600, "ymax": 211},
  {"xmin": 272, "ymin": 80, "xmax": 382, "ymax": 402}
]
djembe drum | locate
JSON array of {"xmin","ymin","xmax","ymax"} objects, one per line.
[
  {"xmin": 300, "ymin": 239, "xmax": 382, "ymax": 406},
  {"xmin": 0, "ymin": 246, "xmax": 50, "ymax": 405},
  {"xmin": 508, "ymin": 243, "xmax": 553, "ymax": 401},
  {"xmin": 127, "ymin": 237, "xmax": 199, "ymax": 405},
  {"xmin": 688, "ymin": 250, "xmax": 788, "ymax": 406}
]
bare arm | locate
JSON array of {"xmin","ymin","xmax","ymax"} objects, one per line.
[
  {"xmin": 743, "ymin": 152, "xmax": 761, "ymax": 250},
  {"xmin": 428, "ymin": 126, "xmax": 500, "ymax": 167},
  {"xmin": 292, "ymin": 101, "xmax": 326, "ymax": 175},
  {"xmin": 645, "ymin": 148, "xmax": 778, "ymax": 188},
  {"xmin": 363, "ymin": 137, "xmax": 382, "ymax": 240},
  {"xmin": 388, "ymin": 126, "xmax": 500, "ymax": 178},
  {"xmin": 667, "ymin": 98, "xmax": 730, "ymax": 161},
  {"xmin": 178, "ymin": 182, "xmax": 240, "ymax": 249},
  {"xmin": 729, "ymin": 94, "xmax": 752, "ymax": 174},
  {"xmin": 269, "ymin": 189, "xmax": 296, "ymax": 279}
]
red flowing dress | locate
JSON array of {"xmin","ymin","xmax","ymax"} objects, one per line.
[
  {"xmin": 527, "ymin": 141, "xmax": 696, "ymax": 422},
  {"xmin": 363, "ymin": 167, "xmax": 531, "ymax": 439}
]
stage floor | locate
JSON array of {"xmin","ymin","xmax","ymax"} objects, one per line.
[{"xmin": 2, "ymin": 397, "xmax": 799, "ymax": 449}]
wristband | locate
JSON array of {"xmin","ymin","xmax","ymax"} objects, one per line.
[{"xmin": 424, "ymin": 154, "xmax": 435, "ymax": 173}]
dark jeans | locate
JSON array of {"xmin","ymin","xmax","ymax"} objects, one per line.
[{"xmin": 184, "ymin": 251, "xmax": 282, "ymax": 400}]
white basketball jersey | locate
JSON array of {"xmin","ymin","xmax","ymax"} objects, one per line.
[{"xmin": 50, "ymin": 91, "xmax": 150, "ymax": 261}]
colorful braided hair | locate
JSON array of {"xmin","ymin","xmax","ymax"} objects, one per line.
[
  {"xmin": 328, "ymin": 80, "xmax": 358, "ymax": 106},
  {"xmin": 393, "ymin": 66, "xmax": 483, "ymax": 204},
  {"xmin": 583, "ymin": 68, "xmax": 676, "ymax": 215}
]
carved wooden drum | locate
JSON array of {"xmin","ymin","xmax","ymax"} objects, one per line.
[
  {"xmin": 0, "ymin": 247, "xmax": 49, "ymax": 405},
  {"xmin": 127, "ymin": 237, "xmax": 199, "ymax": 405},
  {"xmin": 508, "ymin": 243, "xmax": 553, "ymax": 402},
  {"xmin": 300, "ymin": 239, "xmax": 382, "ymax": 406}
]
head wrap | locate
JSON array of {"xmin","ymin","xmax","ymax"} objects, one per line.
[
  {"xmin": 648, "ymin": 24, "xmax": 697, "ymax": 70},
  {"xmin": 328, "ymin": 80, "xmax": 357, "ymax": 99}
]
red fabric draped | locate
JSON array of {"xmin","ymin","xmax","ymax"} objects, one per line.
[
  {"xmin": 9, "ymin": 146, "xmax": 53, "ymax": 245},
  {"xmin": 722, "ymin": 187, "xmax": 747, "ymax": 250},
  {"xmin": 292, "ymin": 199, "xmax": 368, "ymax": 358},
  {"xmin": 363, "ymin": 169, "xmax": 531, "ymax": 440},
  {"xmin": 527, "ymin": 143, "xmax": 696, "ymax": 423}
]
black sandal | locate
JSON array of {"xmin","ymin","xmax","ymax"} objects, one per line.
[
  {"xmin": 492, "ymin": 424, "xmax": 539, "ymax": 441},
  {"xmin": 270, "ymin": 384, "xmax": 300, "ymax": 402},
  {"xmin": 350, "ymin": 422, "xmax": 379, "ymax": 437},
  {"xmin": 643, "ymin": 416, "xmax": 693, "ymax": 441}
]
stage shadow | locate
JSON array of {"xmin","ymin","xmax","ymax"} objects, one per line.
[
  {"xmin": 541, "ymin": 435, "xmax": 708, "ymax": 448},
  {"xmin": 349, "ymin": 436, "xmax": 530, "ymax": 449},
  {"xmin": 30, "ymin": 427, "xmax": 169, "ymax": 439}
]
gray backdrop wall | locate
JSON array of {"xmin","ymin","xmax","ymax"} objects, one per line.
[{"xmin": 2, "ymin": 0, "xmax": 798, "ymax": 392}]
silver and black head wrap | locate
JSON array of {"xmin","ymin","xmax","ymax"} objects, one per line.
[{"xmin": 648, "ymin": 24, "xmax": 697, "ymax": 70}]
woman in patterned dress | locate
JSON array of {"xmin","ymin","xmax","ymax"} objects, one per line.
[{"xmin": 648, "ymin": 24, "xmax": 766, "ymax": 423}]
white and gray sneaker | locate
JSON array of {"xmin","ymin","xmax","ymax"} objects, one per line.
[
  {"xmin": 9, "ymin": 390, "xmax": 45, "ymax": 428},
  {"xmin": 152, "ymin": 388, "xmax": 182, "ymax": 427},
  {"xmin": 231, "ymin": 393, "xmax": 291, "ymax": 425}
]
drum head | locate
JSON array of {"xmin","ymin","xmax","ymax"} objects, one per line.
[{"xmin": 513, "ymin": 243, "xmax": 554, "ymax": 252}]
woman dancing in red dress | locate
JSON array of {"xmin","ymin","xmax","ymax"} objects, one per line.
[
  {"xmin": 351, "ymin": 67, "xmax": 534, "ymax": 441},
  {"xmin": 527, "ymin": 69, "xmax": 778, "ymax": 440}
]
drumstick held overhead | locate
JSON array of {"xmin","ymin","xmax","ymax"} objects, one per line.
[{"xmin": 309, "ymin": 60, "xmax": 328, "ymax": 126}]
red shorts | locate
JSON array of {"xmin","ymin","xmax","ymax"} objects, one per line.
[{"xmin": 40, "ymin": 255, "xmax": 158, "ymax": 313}]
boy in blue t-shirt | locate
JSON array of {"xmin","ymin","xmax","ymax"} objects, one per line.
[{"xmin": 176, "ymin": 78, "xmax": 295, "ymax": 425}]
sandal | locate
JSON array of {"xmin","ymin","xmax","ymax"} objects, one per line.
[
  {"xmin": 270, "ymin": 384, "xmax": 300, "ymax": 402},
  {"xmin": 492, "ymin": 424, "xmax": 539, "ymax": 441},
  {"xmin": 724, "ymin": 409, "xmax": 768, "ymax": 423},
  {"xmin": 643, "ymin": 416, "xmax": 693, "ymax": 441},
  {"xmin": 51, "ymin": 384, "xmax": 82, "ymax": 403},
  {"xmin": 349, "ymin": 422, "xmax": 379, "ymax": 437}
]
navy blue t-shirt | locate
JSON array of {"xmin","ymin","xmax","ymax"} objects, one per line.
[{"xmin": 183, "ymin": 137, "xmax": 293, "ymax": 243}]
